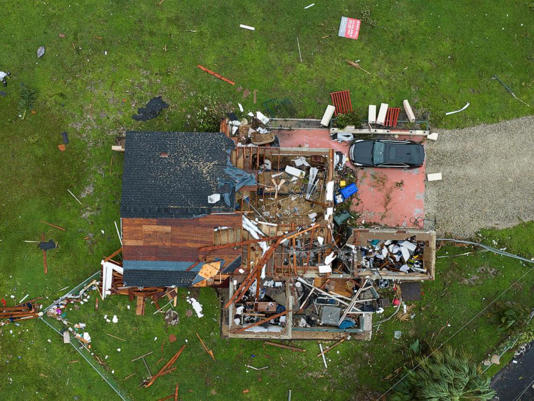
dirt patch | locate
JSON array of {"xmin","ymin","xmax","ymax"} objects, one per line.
[{"xmin": 425, "ymin": 116, "xmax": 534, "ymax": 237}]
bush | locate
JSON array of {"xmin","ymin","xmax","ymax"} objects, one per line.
[
  {"xmin": 184, "ymin": 95, "xmax": 231, "ymax": 132},
  {"xmin": 335, "ymin": 111, "xmax": 362, "ymax": 129}
]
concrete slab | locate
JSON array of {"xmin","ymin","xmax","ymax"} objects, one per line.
[{"xmin": 275, "ymin": 129, "xmax": 425, "ymax": 228}]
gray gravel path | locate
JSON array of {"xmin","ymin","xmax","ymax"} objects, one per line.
[{"xmin": 425, "ymin": 116, "xmax": 534, "ymax": 238}]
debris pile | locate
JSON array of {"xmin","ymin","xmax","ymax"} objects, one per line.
[
  {"xmin": 226, "ymin": 111, "xmax": 275, "ymax": 145},
  {"xmin": 0, "ymin": 301, "xmax": 42, "ymax": 325},
  {"xmin": 358, "ymin": 237, "xmax": 426, "ymax": 274}
]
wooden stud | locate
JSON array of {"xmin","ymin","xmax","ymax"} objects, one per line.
[{"xmin": 264, "ymin": 341, "xmax": 306, "ymax": 353}]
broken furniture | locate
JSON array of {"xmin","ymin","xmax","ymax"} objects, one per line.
[{"xmin": 329, "ymin": 90, "xmax": 353, "ymax": 115}]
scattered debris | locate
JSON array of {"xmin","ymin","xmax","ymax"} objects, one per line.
[
  {"xmin": 67, "ymin": 189, "xmax": 83, "ymax": 205},
  {"xmin": 345, "ymin": 60, "xmax": 371, "ymax": 74},
  {"xmin": 132, "ymin": 96, "xmax": 169, "ymax": 121},
  {"xmin": 239, "ymin": 24, "xmax": 255, "ymax": 31},
  {"xmin": 445, "ymin": 102, "xmax": 470, "ymax": 116},
  {"xmin": 338, "ymin": 17, "xmax": 361, "ymax": 40},
  {"xmin": 492, "ymin": 75, "xmax": 530, "ymax": 107},
  {"xmin": 318, "ymin": 343, "xmax": 328, "ymax": 368},
  {"xmin": 143, "ymin": 345, "xmax": 186, "ymax": 388},
  {"xmin": 40, "ymin": 220, "xmax": 66, "ymax": 231},
  {"xmin": 296, "ymin": 37, "xmax": 303, "ymax": 62},
  {"xmin": 0, "ymin": 300, "xmax": 42, "ymax": 324},
  {"xmin": 264, "ymin": 341, "xmax": 306, "ymax": 353},
  {"xmin": 403, "ymin": 99, "xmax": 416, "ymax": 122},
  {"xmin": 0, "ymin": 71, "xmax": 11, "ymax": 87},
  {"xmin": 197, "ymin": 65, "xmax": 235, "ymax": 85},
  {"xmin": 427, "ymin": 132, "xmax": 439, "ymax": 141},
  {"xmin": 105, "ymin": 333, "xmax": 126, "ymax": 342},
  {"xmin": 245, "ymin": 364, "xmax": 269, "ymax": 371},
  {"xmin": 196, "ymin": 333, "xmax": 215, "ymax": 360},
  {"xmin": 427, "ymin": 172, "xmax": 442, "ymax": 182},
  {"xmin": 304, "ymin": 3, "xmax": 315, "ymax": 9},
  {"xmin": 186, "ymin": 297, "xmax": 203, "ymax": 318},
  {"xmin": 37, "ymin": 46, "xmax": 45, "ymax": 58}
]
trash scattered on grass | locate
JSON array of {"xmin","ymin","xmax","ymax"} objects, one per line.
[
  {"xmin": 37, "ymin": 46, "xmax": 45, "ymax": 58},
  {"xmin": 186, "ymin": 297, "xmax": 204, "ymax": 318}
]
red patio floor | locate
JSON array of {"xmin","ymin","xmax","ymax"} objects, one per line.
[{"xmin": 276, "ymin": 129, "xmax": 425, "ymax": 228}]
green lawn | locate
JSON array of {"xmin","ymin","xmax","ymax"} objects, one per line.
[{"xmin": 0, "ymin": 1, "xmax": 533, "ymax": 400}]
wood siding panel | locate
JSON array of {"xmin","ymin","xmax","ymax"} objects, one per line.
[{"xmin": 122, "ymin": 215, "xmax": 242, "ymax": 265}]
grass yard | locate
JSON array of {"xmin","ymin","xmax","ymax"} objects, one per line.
[{"xmin": 0, "ymin": 0, "xmax": 533, "ymax": 400}]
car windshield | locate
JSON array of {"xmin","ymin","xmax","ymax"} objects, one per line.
[{"xmin": 373, "ymin": 142, "xmax": 385, "ymax": 164}]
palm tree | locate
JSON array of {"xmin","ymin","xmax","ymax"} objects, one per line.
[{"xmin": 391, "ymin": 347, "xmax": 496, "ymax": 401}]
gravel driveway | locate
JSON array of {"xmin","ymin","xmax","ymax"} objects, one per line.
[{"xmin": 425, "ymin": 116, "xmax": 534, "ymax": 238}]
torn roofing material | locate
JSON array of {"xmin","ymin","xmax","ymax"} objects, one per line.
[{"xmin": 120, "ymin": 131, "xmax": 256, "ymax": 219}]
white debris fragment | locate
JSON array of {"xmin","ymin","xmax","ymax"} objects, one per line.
[
  {"xmin": 238, "ymin": 103, "xmax": 244, "ymax": 112},
  {"xmin": 208, "ymin": 193, "xmax": 221, "ymax": 204},
  {"xmin": 116, "ymin": 348, "xmax": 121, "ymax": 352},
  {"xmin": 292, "ymin": 157, "xmax": 310, "ymax": 167},
  {"xmin": 37, "ymin": 46, "xmax": 46, "ymax": 58},
  {"xmin": 427, "ymin": 172, "xmax": 442, "ymax": 181},
  {"xmin": 324, "ymin": 252, "xmax": 336, "ymax": 265},
  {"xmin": 154, "ymin": 337, "xmax": 158, "ymax": 341},
  {"xmin": 186, "ymin": 297, "xmax": 204, "ymax": 318},
  {"xmin": 285, "ymin": 165, "xmax": 305, "ymax": 178},
  {"xmin": 256, "ymin": 111, "xmax": 269, "ymax": 124},
  {"xmin": 240, "ymin": 24, "xmax": 255, "ymax": 31},
  {"xmin": 304, "ymin": 3, "xmax": 315, "ymax": 9},
  {"xmin": 318, "ymin": 265, "xmax": 332, "ymax": 274},
  {"xmin": 112, "ymin": 316, "xmax": 118, "ymax": 324},
  {"xmin": 82, "ymin": 332, "xmax": 91, "ymax": 343}
]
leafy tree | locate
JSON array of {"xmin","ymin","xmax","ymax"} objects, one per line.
[{"xmin": 391, "ymin": 347, "xmax": 496, "ymax": 401}]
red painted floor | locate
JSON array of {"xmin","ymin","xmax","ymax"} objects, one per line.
[{"xmin": 276, "ymin": 129, "xmax": 425, "ymax": 228}]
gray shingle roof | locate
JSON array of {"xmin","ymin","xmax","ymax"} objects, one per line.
[{"xmin": 120, "ymin": 131, "xmax": 255, "ymax": 219}]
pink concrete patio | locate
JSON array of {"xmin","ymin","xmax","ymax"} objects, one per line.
[{"xmin": 276, "ymin": 129, "xmax": 425, "ymax": 228}]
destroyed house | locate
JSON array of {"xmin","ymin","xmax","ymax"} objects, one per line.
[
  {"xmin": 120, "ymin": 131, "xmax": 255, "ymax": 288},
  {"xmin": 111, "ymin": 127, "xmax": 436, "ymax": 341}
]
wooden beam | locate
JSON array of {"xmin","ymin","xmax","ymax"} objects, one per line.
[
  {"xmin": 136, "ymin": 296, "xmax": 145, "ymax": 316},
  {"xmin": 315, "ymin": 336, "xmax": 349, "ymax": 357},
  {"xmin": 143, "ymin": 345, "xmax": 186, "ymax": 388},
  {"xmin": 40, "ymin": 220, "xmax": 66, "ymax": 231},
  {"xmin": 104, "ymin": 247, "xmax": 122, "ymax": 262},
  {"xmin": 224, "ymin": 224, "xmax": 320, "ymax": 308},
  {"xmin": 41, "ymin": 232, "xmax": 47, "ymax": 274},
  {"xmin": 264, "ymin": 341, "xmax": 306, "ymax": 353},
  {"xmin": 196, "ymin": 333, "xmax": 215, "ymax": 360}
]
